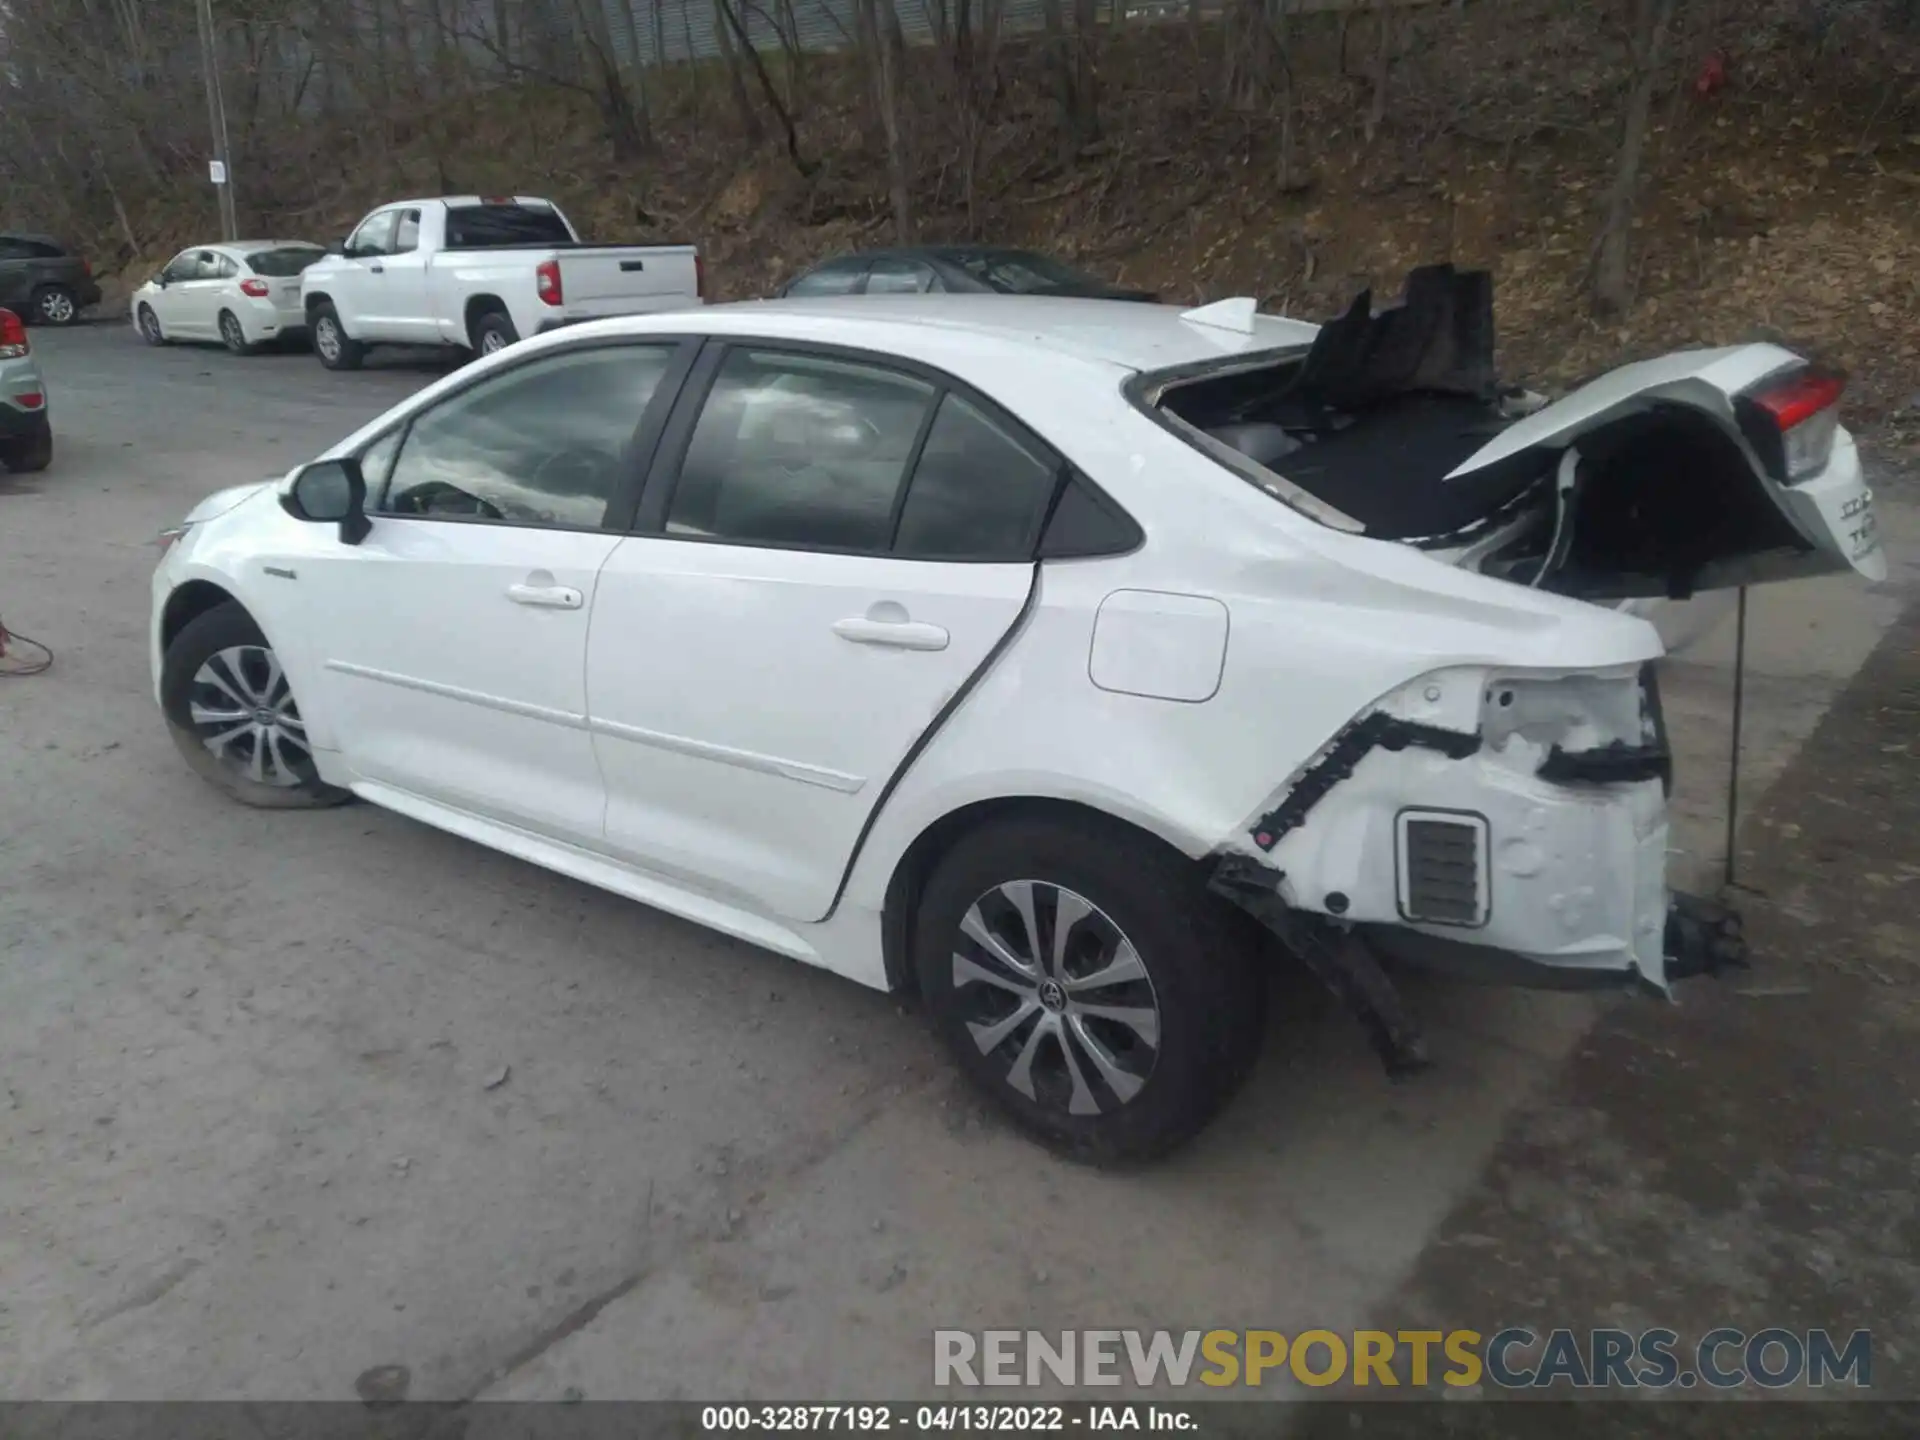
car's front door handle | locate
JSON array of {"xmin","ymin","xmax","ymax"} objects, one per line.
[
  {"xmin": 506, "ymin": 582, "xmax": 583, "ymax": 610},
  {"xmin": 369, "ymin": 263, "xmax": 385, "ymax": 274},
  {"xmin": 831, "ymin": 617, "xmax": 950, "ymax": 651}
]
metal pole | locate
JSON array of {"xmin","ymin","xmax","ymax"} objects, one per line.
[
  {"xmin": 195, "ymin": 0, "xmax": 238, "ymax": 240},
  {"xmin": 1723, "ymin": 585, "xmax": 1748, "ymax": 891}
]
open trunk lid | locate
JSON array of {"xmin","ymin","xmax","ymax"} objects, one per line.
[
  {"xmin": 1146, "ymin": 265, "xmax": 1885, "ymax": 600},
  {"xmin": 1443, "ymin": 342, "xmax": 1884, "ymax": 596}
]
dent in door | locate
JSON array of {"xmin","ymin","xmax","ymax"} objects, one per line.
[{"xmin": 1088, "ymin": 590, "xmax": 1229, "ymax": 702}]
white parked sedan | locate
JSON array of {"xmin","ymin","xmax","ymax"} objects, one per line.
[
  {"xmin": 132, "ymin": 241, "xmax": 326, "ymax": 354},
  {"xmin": 148, "ymin": 280, "xmax": 1881, "ymax": 1161}
]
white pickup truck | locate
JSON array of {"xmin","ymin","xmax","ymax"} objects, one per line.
[{"xmin": 299, "ymin": 195, "xmax": 702, "ymax": 369}]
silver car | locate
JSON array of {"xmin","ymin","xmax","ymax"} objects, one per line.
[{"xmin": 0, "ymin": 305, "xmax": 51, "ymax": 473}]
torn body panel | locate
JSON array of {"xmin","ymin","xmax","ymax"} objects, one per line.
[{"xmin": 1225, "ymin": 663, "xmax": 1680, "ymax": 994}]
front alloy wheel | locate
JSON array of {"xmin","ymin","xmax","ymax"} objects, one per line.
[
  {"xmin": 952, "ymin": 881, "xmax": 1161, "ymax": 1116},
  {"xmin": 161, "ymin": 601, "xmax": 350, "ymax": 809},
  {"xmin": 188, "ymin": 645, "xmax": 309, "ymax": 787}
]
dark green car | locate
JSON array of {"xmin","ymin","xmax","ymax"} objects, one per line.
[{"xmin": 0, "ymin": 232, "xmax": 102, "ymax": 326}]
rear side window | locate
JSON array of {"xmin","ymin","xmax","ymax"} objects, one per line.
[
  {"xmin": 445, "ymin": 204, "xmax": 572, "ymax": 249},
  {"xmin": 865, "ymin": 258, "xmax": 938, "ymax": 295},
  {"xmin": 0, "ymin": 238, "xmax": 62, "ymax": 260},
  {"xmin": 666, "ymin": 349, "xmax": 934, "ymax": 551},
  {"xmin": 784, "ymin": 259, "xmax": 867, "ymax": 297},
  {"xmin": 893, "ymin": 394, "xmax": 1056, "ymax": 559},
  {"xmin": 247, "ymin": 247, "xmax": 324, "ymax": 277}
]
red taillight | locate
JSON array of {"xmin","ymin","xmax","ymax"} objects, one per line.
[
  {"xmin": 0, "ymin": 308, "xmax": 27, "ymax": 359},
  {"xmin": 536, "ymin": 258, "xmax": 563, "ymax": 307},
  {"xmin": 240, "ymin": 277, "xmax": 271, "ymax": 297},
  {"xmin": 1743, "ymin": 367, "xmax": 1845, "ymax": 481},
  {"xmin": 1752, "ymin": 370, "xmax": 1845, "ymax": 432},
  {"xmin": 695, "ymin": 254, "xmax": 706, "ymax": 300},
  {"xmin": 15, "ymin": 392, "xmax": 44, "ymax": 410}
]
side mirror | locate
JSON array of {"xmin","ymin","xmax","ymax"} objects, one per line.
[
  {"xmin": 285, "ymin": 458, "xmax": 371, "ymax": 545},
  {"xmin": 154, "ymin": 272, "xmax": 169, "ymax": 288},
  {"xmin": 327, "ymin": 238, "xmax": 347, "ymax": 256}
]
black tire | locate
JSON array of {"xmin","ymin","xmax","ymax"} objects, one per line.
[
  {"xmin": 137, "ymin": 304, "xmax": 169, "ymax": 346},
  {"xmin": 0, "ymin": 415, "xmax": 51, "ymax": 474},
  {"xmin": 218, "ymin": 309, "xmax": 257, "ymax": 356},
  {"xmin": 30, "ymin": 284, "xmax": 79, "ymax": 326},
  {"xmin": 914, "ymin": 813, "xmax": 1266, "ymax": 1165},
  {"xmin": 161, "ymin": 601, "xmax": 351, "ymax": 810},
  {"xmin": 310, "ymin": 302, "xmax": 365, "ymax": 371},
  {"xmin": 471, "ymin": 309, "xmax": 519, "ymax": 356}
]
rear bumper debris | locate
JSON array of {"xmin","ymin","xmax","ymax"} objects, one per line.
[
  {"xmin": 1663, "ymin": 891, "xmax": 1749, "ymax": 980},
  {"xmin": 1214, "ymin": 851, "xmax": 1752, "ymax": 1076},
  {"xmin": 1211, "ymin": 852, "xmax": 1432, "ymax": 1077}
]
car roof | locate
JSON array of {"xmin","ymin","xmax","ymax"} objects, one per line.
[
  {"xmin": 834, "ymin": 245, "xmax": 1062, "ymax": 262},
  {"xmin": 1, "ymin": 232, "xmax": 65, "ymax": 248},
  {"xmin": 223, "ymin": 240, "xmax": 322, "ymax": 253},
  {"xmin": 586, "ymin": 294, "xmax": 1319, "ymax": 375}
]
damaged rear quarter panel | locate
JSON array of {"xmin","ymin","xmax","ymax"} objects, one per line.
[
  {"xmin": 839, "ymin": 413, "xmax": 1670, "ymax": 921},
  {"xmin": 1246, "ymin": 662, "xmax": 1675, "ymax": 987}
]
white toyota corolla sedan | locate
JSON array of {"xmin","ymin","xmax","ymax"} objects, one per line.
[
  {"xmin": 149, "ymin": 277, "xmax": 1881, "ymax": 1160},
  {"xmin": 132, "ymin": 241, "xmax": 325, "ymax": 354}
]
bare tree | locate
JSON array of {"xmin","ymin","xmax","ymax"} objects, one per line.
[
  {"xmin": 1593, "ymin": 0, "xmax": 1677, "ymax": 313},
  {"xmin": 717, "ymin": 0, "xmax": 814, "ymax": 172},
  {"xmin": 855, "ymin": 0, "xmax": 914, "ymax": 240},
  {"xmin": 711, "ymin": 0, "xmax": 768, "ymax": 142}
]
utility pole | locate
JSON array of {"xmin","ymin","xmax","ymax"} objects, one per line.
[{"xmin": 196, "ymin": 0, "xmax": 239, "ymax": 240}]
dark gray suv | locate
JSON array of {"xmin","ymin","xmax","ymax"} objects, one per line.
[{"xmin": 0, "ymin": 233, "xmax": 102, "ymax": 326}]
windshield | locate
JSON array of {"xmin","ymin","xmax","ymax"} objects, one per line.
[
  {"xmin": 954, "ymin": 250, "xmax": 1105, "ymax": 294},
  {"xmin": 444, "ymin": 204, "xmax": 573, "ymax": 249},
  {"xmin": 246, "ymin": 246, "xmax": 324, "ymax": 277}
]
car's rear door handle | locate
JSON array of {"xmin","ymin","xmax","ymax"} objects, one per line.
[
  {"xmin": 507, "ymin": 582, "xmax": 583, "ymax": 610},
  {"xmin": 832, "ymin": 617, "xmax": 949, "ymax": 651}
]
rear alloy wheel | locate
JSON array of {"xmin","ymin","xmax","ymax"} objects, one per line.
[
  {"xmin": 32, "ymin": 285, "xmax": 78, "ymax": 326},
  {"xmin": 311, "ymin": 303, "xmax": 364, "ymax": 371},
  {"xmin": 472, "ymin": 309, "xmax": 518, "ymax": 356},
  {"xmin": 218, "ymin": 309, "xmax": 256, "ymax": 356},
  {"xmin": 915, "ymin": 814, "xmax": 1266, "ymax": 1164},
  {"xmin": 0, "ymin": 416, "xmax": 52, "ymax": 474},
  {"xmin": 161, "ymin": 602, "xmax": 350, "ymax": 809},
  {"xmin": 137, "ymin": 304, "xmax": 169, "ymax": 346}
]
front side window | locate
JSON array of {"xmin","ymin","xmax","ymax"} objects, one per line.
[
  {"xmin": 893, "ymin": 394, "xmax": 1057, "ymax": 560},
  {"xmin": 374, "ymin": 345, "xmax": 675, "ymax": 528},
  {"xmin": 392, "ymin": 209, "xmax": 422, "ymax": 254},
  {"xmin": 666, "ymin": 349, "xmax": 935, "ymax": 551},
  {"xmin": 346, "ymin": 211, "xmax": 398, "ymax": 258},
  {"xmin": 161, "ymin": 252, "xmax": 200, "ymax": 284}
]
